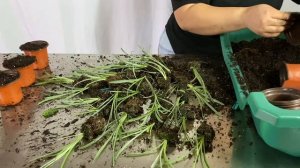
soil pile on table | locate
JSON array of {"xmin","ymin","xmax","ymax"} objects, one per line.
[{"xmin": 232, "ymin": 38, "xmax": 300, "ymax": 91}]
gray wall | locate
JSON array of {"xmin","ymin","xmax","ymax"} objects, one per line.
[{"xmin": 281, "ymin": 0, "xmax": 300, "ymax": 12}]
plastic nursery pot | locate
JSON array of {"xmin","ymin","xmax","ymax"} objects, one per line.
[
  {"xmin": 279, "ymin": 62, "xmax": 300, "ymax": 89},
  {"xmin": 0, "ymin": 70, "xmax": 23, "ymax": 106},
  {"xmin": 282, "ymin": 80, "xmax": 300, "ymax": 91},
  {"xmin": 2, "ymin": 55, "xmax": 36, "ymax": 87},
  {"xmin": 284, "ymin": 12, "xmax": 300, "ymax": 46},
  {"xmin": 19, "ymin": 40, "xmax": 49, "ymax": 69}
]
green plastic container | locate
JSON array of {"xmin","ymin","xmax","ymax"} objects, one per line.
[{"xmin": 220, "ymin": 29, "xmax": 300, "ymax": 157}]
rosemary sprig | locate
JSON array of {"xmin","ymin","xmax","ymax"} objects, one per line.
[
  {"xmin": 93, "ymin": 112, "xmax": 127, "ymax": 166},
  {"xmin": 187, "ymin": 67, "xmax": 223, "ymax": 116},
  {"xmin": 193, "ymin": 136, "xmax": 210, "ymax": 168},
  {"xmin": 151, "ymin": 140, "xmax": 173, "ymax": 168},
  {"xmin": 142, "ymin": 53, "xmax": 170, "ymax": 80},
  {"xmin": 36, "ymin": 75, "xmax": 74, "ymax": 86},
  {"xmin": 37, "ymin": 133, "xmax": 83, "ymax": 168},
  {"xmin": 39, "ymin": 88, "xmax": 87, "ymax": 105}
]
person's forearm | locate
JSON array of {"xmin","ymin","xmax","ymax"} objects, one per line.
[{"xmin": 174, "ymin": 3, "xmax": 247, "ymax": 35}]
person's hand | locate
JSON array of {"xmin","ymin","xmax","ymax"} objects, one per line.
[{"xmin": 242, "ymin": 4, "xmax": 290, "ymax": 37}]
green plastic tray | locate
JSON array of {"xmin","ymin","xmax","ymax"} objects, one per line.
[{"xmin": 220, "ymin": 29, "xmax": 300, "ymax": 157}]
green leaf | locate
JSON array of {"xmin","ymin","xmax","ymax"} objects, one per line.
[{"xmin": 42, "ymin": 108, "xmax": 59, "ymax": 118}]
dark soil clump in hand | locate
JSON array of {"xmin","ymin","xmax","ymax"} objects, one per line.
[
  {"xmin": 232, "ymin": 38, "xmax": 300, "ymax": 91},
  {"xmin": 3, "ymin": 55, "xmax": 36, "ymax": 69},
  {"xmin": 0, "ymin": 70, "xmax": 20, "ymax": 86}
]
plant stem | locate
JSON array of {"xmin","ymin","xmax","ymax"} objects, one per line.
[
  {"xmin": 36, "ymin": 75, "xmax": 74, "ymax": 86},
  {"xmin": 39, "ymin": 87, "xmax": 87, "ymax": 105},
  {"xmin": 37, "ymin": 133, "xmax": 83, "ymax": 168},
  {"xmin": 193, "ymin": 136, "xmax": 210, "ymax": 168},
  {"xmin": 151, "ymin": 140, "xmax": 173, "ymax": 168}
]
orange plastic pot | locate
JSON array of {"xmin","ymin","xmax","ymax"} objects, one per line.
[
  {"xmin": 17, "ymin": 63, "xmax": 36, "ymax": 87},
  {"xmin": 2, "ymin": 55, "xmax": 37, "ymax": 87},
  {"xmin": 280, "ymin": 63, "xmax": 300, "ymax": 84},
  {"xmin": 282, "ymin": 80, "xmax": 300, "ymax": 90},
  {"xmin": 285, "ymin": 64, "xmax": 300, "ymax": 81},
  {"xmin": 24, "ymin": 48, "xmax": 48, "ymax": 69},
  {"xmin": 279, "ymin": 63, "xmax": 300, "ymax": 90},
  {"xmin": 0, "ymin": 71, "xmax": 23, "ymax": 106},
  {"xmin": 20, "ymin": 40, "xmax": 49, "ymax": 69}
]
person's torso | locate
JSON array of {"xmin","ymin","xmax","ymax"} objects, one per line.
[{"xmin": 166, "ymin": 0, "xmax": 284, "ymax": 55}]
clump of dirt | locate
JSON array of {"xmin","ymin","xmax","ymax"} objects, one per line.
[
  {"xmin": 3, "ymin": 55, "xmax": 36, "ymax": 69},
  {"xmin": 120, "ymin": 96, "xmax": 145, "ymax": 117},
  {"xmin": 180, "ymin": 104, "xmax": 201, "ymax": 120},
  {"xmin": 155, "ymin": 127, "xmax": 180, "ymax": 147},
  {"xmin": 171, "ymin": 71, "xmax": 190, "ymax": 89},
  {"xmin": 197, "ymin": 121, "xmax": 215, "ymax": 152},
  {"xmin": 85, "ymin": 82, "xmax": 110, "ymax": 99},
  {"xmin": 232, "ymin": 38, "xmax": 300, "ymax": 91},
  {"xmin": 155, "ymin": 75, "xmax": 171, "ymax": 90},
  {"xmin": 139, "ymin": 80, "xmax": 153, "ymax": 97},
  {"xmin": 81, "ymin": 115, "xmax": 106, "ymax": 141},
  {"xmin": 0, "ymin": 70, "xmax": 20, "ymax": 86}
]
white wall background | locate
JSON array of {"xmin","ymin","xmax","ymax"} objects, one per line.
[
  {"xmin": 281, "ymin": 0, "xmax": 300, "ymax": 11},
  {"xmin": 0, "ymin": 0, "xmax": 172, "ymax": 54},
  {"xmin": 0, "ymin": 0, "xmax": 299, "ymax": 54}
]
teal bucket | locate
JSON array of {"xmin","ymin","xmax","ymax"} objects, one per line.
[{"xmin": 220, "ymin": 29, "xmax": 300, "ymax": 157}]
